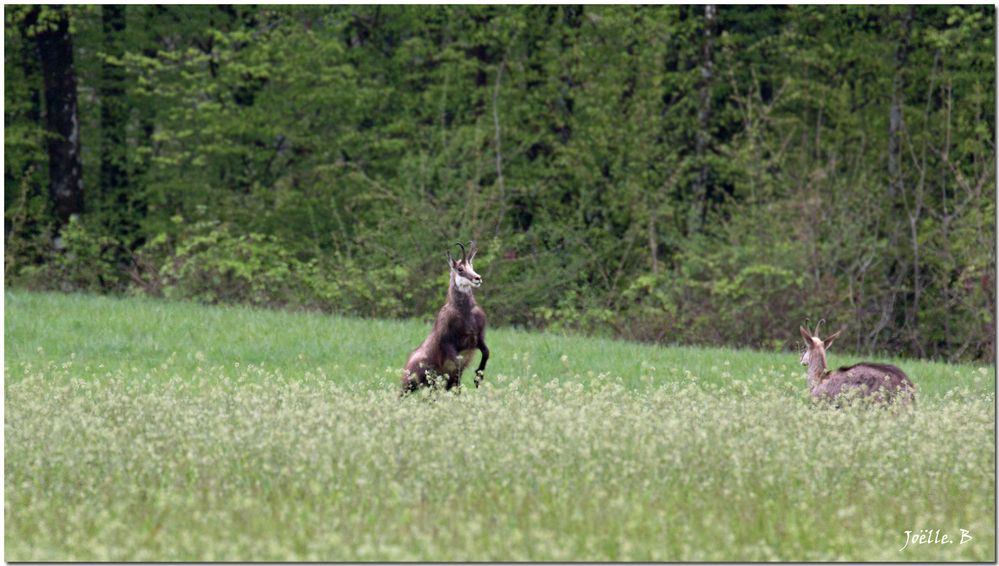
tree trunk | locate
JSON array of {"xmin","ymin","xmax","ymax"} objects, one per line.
[
  {"xmin": 133, "ymin": 5, "xmax": 162, "ymax": 217},
  {"xmin": 690, "ymin": 4, "xmax": 716, "ymax": 235},
  {"xmin": 887, "ymin": 7, "xmax": 913, "ymax": 201},
  {"xmin": 100, "ymin": 5, "xmax": 135, "ymax": 248},
  {"xmin": 647, "ymin": 206, "xmax": 659, "ymax": 274},
  {"xmin": 31, "ymin": 6, "xmax": 85, "ymax": 227},
  {"xmin": 879, "ymin": 7, "xmax": 913, "ymax": 356}
]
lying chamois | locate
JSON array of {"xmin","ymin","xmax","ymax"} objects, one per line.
[
  {"xmin": 402, "ymin": 241, "xmax": 489, "ymax": 394},
  {"xmin": 799, "ymin": 322, "xmax": 916, "ymax": 405}
]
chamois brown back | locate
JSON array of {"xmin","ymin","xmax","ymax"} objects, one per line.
[{"xmin": 815, "ymin": 363, "xmax": 916, "ymax": 404}]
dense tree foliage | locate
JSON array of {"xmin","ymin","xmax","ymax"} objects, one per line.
[{"xmin": 5, "ymin": 5, "xmax": 995, "ymax": 361}]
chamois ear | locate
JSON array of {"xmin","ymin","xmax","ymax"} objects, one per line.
[
  {"xmin": 466, "ymin": 240, "xmax": 478, "ymax": 262},
  {"xmin": 446, "ymin": 249, "xmax": 456, "ymax": 270},
  {"xmin": 799, "ymin": 326, "xmax": 813, "ymax": 343},
  {"xmin": 823, "ymin": 329, "xmax": 843, "ymax": 350}
]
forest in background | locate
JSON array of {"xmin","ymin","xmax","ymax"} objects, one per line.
[{"xmin": 4, "ymin": 5, "xmax": 996, "ymax": 361}]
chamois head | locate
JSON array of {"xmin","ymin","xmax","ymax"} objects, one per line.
[
  {"xmin": 447, "ymin": 241, "xmax": 481, "ymax": 294},
  {"xmin": 798, "ymin": 319, "xmax": 842, "ymax": 369}
]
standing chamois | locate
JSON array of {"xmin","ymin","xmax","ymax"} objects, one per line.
[
  {"xmin": 799, "ymin": 321, "xmax": 916, "ymax": 405},
  {"xmin": 401, "ymin": 241, "xmax": 489, "ymax": 394}
]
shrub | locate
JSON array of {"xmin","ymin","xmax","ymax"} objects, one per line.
[
  {"xmin": 131, "ymin": 217, "xmax": 419, "ymax": 317},
  {"xmin": 132, "ymin": 218, "xmax": 319, "ymax": 308},
  {"xmin": 14, "ymin": 216, "xmax": 124, "ymax": 293}
]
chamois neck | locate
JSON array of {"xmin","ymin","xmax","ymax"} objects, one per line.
[
  {"xmin": 807, "ymin": 353, "xmax": 827, "ymax": 390},
  {"xmin": 447, "ymin": 277, "xmax": 476, "ymax": 310}
]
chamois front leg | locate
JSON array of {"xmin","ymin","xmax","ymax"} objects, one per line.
[
  {"xmin": 441, "ymin": 342, "xmax": 461, "ymax": 390},
  {"xmin": 474, "ymin": 338, "xmax": 489, "ymax": 388}
]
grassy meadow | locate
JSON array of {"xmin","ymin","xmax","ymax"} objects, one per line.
[{"xmin": 5, "ymin": 291, "xmax": 996, "ymax": 561}]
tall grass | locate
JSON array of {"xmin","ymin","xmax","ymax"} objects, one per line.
[
  {"xmin": 5, "ymin": 291, "xmax": 992, "ymax": 396},
  {"xmin": 5, "ymin": 291, "xmax": 996, "ymax": 560}
]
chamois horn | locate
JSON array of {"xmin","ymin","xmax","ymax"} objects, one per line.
[{"xmin": 815, "ymin": 318, "xmax": 826, "ymax": 338}]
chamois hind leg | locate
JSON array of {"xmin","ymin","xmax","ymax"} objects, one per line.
[
  {"xmin": 444, "ymin": 373, "xmax": 462, "ymax": 393},
  {"xmin": 436, "ymin": 343, "xmax": 462, "ymax": 392},
  {"xmin": 400, "ymin": 365, "xmax": 428, "ymax": 397}
]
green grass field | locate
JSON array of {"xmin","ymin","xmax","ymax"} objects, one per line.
[{"xmin": 5, "ymin": 291, "xmax": 996, "ymax": 561}]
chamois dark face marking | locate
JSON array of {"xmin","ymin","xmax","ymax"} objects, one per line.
[
  {"xmin": 448, "ymin": 242, "xmax": 482, "ymax": 293},
  {"xmin": 401, "ymin": 241, "xmax": 490, "ymax": 395}
]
